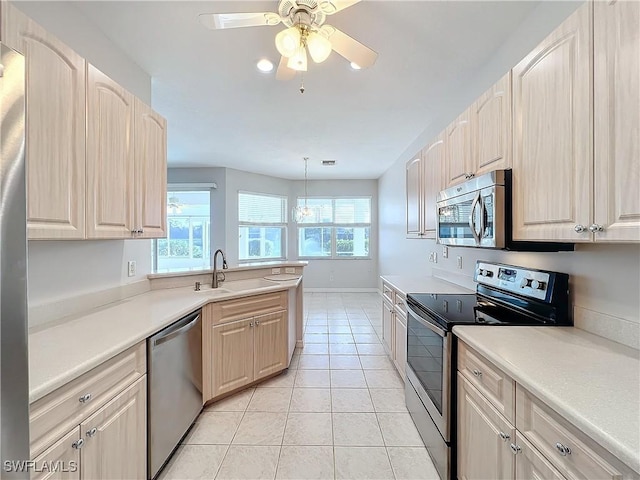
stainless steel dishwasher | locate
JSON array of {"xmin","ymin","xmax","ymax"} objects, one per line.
[{"xmin": 148, "ymin": 310, "xmax": 203, "ymax": 479}]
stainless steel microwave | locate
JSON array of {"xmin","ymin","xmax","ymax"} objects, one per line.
[{"xmin": 436, "ymin": 170, "xmax": 573, "ymax": 251}]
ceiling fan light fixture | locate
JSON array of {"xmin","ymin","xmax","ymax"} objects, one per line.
[
  {"xmin": 287, "ymin": 45, "xmax": 308, "ymax": 71},
  {"xmin": 275, "ymin": 26, "xmax": 301, "ymax": 58},
  {"xmin": 307, "ymin": 31, "xmax": 332, "ymax": 63},
  {"xmin": 350, "ymin": 62, "xmax": 361, "ymax": 70}
]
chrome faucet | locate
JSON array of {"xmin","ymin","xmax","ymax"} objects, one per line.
[{"xmin": 212, "ymin": 249, "xmax": 228, "ymax": 288}]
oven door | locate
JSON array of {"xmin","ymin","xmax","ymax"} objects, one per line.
[
  {"xmin": 437, "ymin": 190, "xmax": 485, "ymax": 247},
  {"xmin": 406, "ymin": 304, "xmax": 452, "ymax": 442}
]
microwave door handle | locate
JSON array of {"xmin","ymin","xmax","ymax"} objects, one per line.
[
  {"xmin": 469, "ymin": 192, "xmax": 481, "ymax": 245},
  {"xmin": 479, "ymin": 196, "xmax": 487, "ymax": 240}
]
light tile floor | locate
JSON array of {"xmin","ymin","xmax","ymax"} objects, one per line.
[{"xmin": 159, "ymin": 292, "xmax": 439, "ymax": 480}]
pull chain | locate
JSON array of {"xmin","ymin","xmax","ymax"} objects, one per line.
[{"xmin": 299, "ymin": 72, "xmax": 305, "ymax": 94}]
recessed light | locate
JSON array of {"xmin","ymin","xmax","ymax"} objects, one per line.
[
  {"xmin": 350, "ymin": 62, "xmax": 361, "ymax": 70},
  {"xmin": 256, "ymin": 59, "xmax": 274, "ymax": 73}
]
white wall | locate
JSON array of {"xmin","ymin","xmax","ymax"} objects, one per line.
[
  {"xmin": 20, "ymin": 2, "xmax": 154, "ymax": 306},
  {"xmin": 378, "ymin": 1, "xmax": 640, "ymax": 332}
]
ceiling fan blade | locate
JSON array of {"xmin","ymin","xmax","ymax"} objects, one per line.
[
  {"xmin": 318, "ymin": 0, "xmax": 361, "ymax": 15},
  {"xmin": 198, "ymin": 12, "xmax": 281, "ymax": 30},
  {"xmin": 322, "ymin": 26, "xmax": 378, "ymax": 68},
  {"xmin": 276, "ymin": 56, "xmax": 297, "ymax": 81}
]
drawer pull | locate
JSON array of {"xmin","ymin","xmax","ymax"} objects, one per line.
[
  {"xmin": 255, "ymin": 320, "xmax": 260, "ymax": 326},
  {"xmin": 86, "ymin": 427, "xmax": 98, "ymax": 438},
  {"xmin": 555, "ymin": 442, "xmax": 572, "ymax": 456},
  {"xmin": 71, "ymin": 439, "xmax": 84, "ymax": 449},
  {"xmin": 249, "ymin": 322, "xmax": 254, "ymax": 327},
  {"xmin": 510, "ymin": 443, "xmax": 521, "ymax": 455},
  {"xmin": 472, "ymin": 369, "xmax": 482, "ymax": 378},
  {"xmin": 79, "ymin": 393, "xmax": 92, "ymax": 403},
  {"xmin": 499, "ymin": 432, "xmax": 510, "ymax": 441}
]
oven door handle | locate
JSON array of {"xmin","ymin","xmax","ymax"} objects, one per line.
[
  {"xmin": 469, "ymin": 192, "xmax": 481, "ymax": 245},
  {"xmin": 407, "ymin": 305, "xmax": 447, "ymax": 338}
]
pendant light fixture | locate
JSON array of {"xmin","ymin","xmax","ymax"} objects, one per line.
[{"xmin": 293, "ymin": 157, "xmax": 313, "ymax": 223}]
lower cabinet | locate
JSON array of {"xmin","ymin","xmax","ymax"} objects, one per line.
[
  {"xmin": 380, "ymin": 280, "xmax": 408, "ymax": 379},
  {"xmin": 32, "ymin": 428, "xmax": 81, "ymax": 480},
  {"xmin": 393, "ymin": 312, "xmax": 407, "ymax": 379},
  {"xmin": 382, "ymin": 299, "xmax": 394, "ymax": 356},
  {"xmin": 253, "ymin": 311, "xmax": 288, "ymax": 380},
  {"xmin": 514, "ymin": 431, "xmax": 566, "ymax": 480}
]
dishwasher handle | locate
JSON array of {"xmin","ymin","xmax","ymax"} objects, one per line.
[{"xmin": 152, "ymin": 312, "xmax": 200, "ymax": 347}]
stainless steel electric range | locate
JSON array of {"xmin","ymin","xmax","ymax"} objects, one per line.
[{"xmin": 404, "ymin": 261, "xmax": 571, "ymax": 480}]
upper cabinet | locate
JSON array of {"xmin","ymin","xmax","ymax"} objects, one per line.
[
  {"xmin": 593, "ymin": 0, "xmax": 640, "ymax": 242},
  {"xmin": 512, "ymin": 3, "xmax": 593, "ymax": 242},
  {"xmin": 86, "ymin": 65, "xmax": 136, "ymax": 239},
  {"xmin": 3, "ymin": 4, "xmax": 86, "ymax": 239},
  {"xmin": 445, "ymin": 109, "xmax": 472, "ymax": 187},
  {"xmin": 472, "ymin": 72, "xmax": 512, "ymax": 177},
  {"xmin": 406, "ymin": 155, "xmax": 422, "ymax": 238},
  {"xmin": 134, "ymin": 99, "xmax": 167, "ymax": 238}
]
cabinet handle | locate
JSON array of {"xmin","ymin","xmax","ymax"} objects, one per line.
[
  {"xmin": 472, "ymin": 369, "xmax": 482, "ymax": 378},
  {"xmin": 574, "ymin": 224, "xmax": 586, "ymax": 233},
  {"xmin": 86, "ymin": 427, "xmax": 98, "ymax": 438},
  {"xmin": 255, "ymin": 320, "xmax": 260, "ymax": 326},
  {"xmin": 249, "ymin": 322, "xmax": 254, "ymax": 327},
  {"xmin": 79, "ymin": 393, "xmax": 92, "ymax": 403},
  {"xmin": 555, "ymin": 442, "xmax": 572, "ymax": 456},
  {"xmin": 499, "ymin": 432, "xmax": 510, "ymax": 441},
  {"xmin": 588, "ymin": 224, "xmax": 604, "ymax": 233},
  {"xmin": 510, "ymin": 443, "xmax": 521, "ymax": 455},
  {"xmin": 464, "ymin": 173, "xmax": 475, "ymax": 179},
  {"xmin": 71, "ymin": 439, "xmax": 84, "ymax": 449}
]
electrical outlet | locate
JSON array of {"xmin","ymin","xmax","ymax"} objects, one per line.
[
  {"xmin": 271, "ymin": 268, "xmax": 281, "ymax": 275},
  {"xmin": 442, "ymin": 246, "xmax": 449, "ymax": 258},
  {"xmin": 285, "ymin": 267, "xmax": 295, "ymax": 274},
  {"xmin": 457, "ymin": 256, "xmax": 463, "ymax": 269},
  {"xmin": 127, "ymin": 260, "xmax": 136, "ymax": 277}
]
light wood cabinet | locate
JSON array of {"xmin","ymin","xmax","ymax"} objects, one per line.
[
  {"xmin": 203, "ymin": 293, "xmax": 290, "ymax": 402},
  {"xmin": 512, "ymin": 3, "xmax": 593, "ymax": 242},
  {"xmin": 3, "ymin": 4, "xmax": 86, "ymax": 240},
  {"xmin": 445, "ymin": 109, "xmax": 472, "ymax": 187},
  {"xmin": 593, "ymin": 0, "xmax": 640, "ymax": 242},
  {"xmin": 31, "ymin": 428, "xmax": 81, "ymax": 480},
  {"xmin": 86, "ymin": 64, "xmax": 135, "ymax": 239},
  {"xmin": 514, "ymin": 431, "xmax": 566, "ymax": 480},
  {"xmin": 422, "ymin": 134, "xmax": 445, "ymax": 235},
  {"xmin": 380, "ymin": 281, "xmax": 409, "ymax": 379},
  {"xmin": 393, "ymin": 313, "xmax": 407, "ymax": 380},
  {"xmin": 472, "ymin": 72, "xmax": 512, "ymax": 177},
  {"xmin": 134, "ymin": 98, "xmax": 167, "ymax": 238},
  {"xmin": 457, "ymin": 374, "xmax": 515, "ymax": 480},
  {"xmin": 382, "ymin": 298, "xmax": 394, "ymax": 356},
  {"xmin": 80, "ymin": 377, "xmax": 146, "ymax": 480},
  {"xmin": 406, "ymin": 156, "xmax": 422, "ymax": 237}
]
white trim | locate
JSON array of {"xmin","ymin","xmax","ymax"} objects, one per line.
[
  {"xmin": 169, "ymin": 183, "xmax": 217, "ymax": 189},
  {"xmin": 304, "ymin": 288, "xmax": 378, "ymax": 293}
]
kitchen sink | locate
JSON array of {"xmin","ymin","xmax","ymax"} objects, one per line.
[
  {"xmin": 195, "ymin": 285, "xmax": 231, "ymax": 295},
  {"xmin": 222, "ymin": 278, "xmax": 275, "ymax": 291}
]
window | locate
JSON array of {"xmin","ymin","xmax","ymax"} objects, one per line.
[
  {"xmin": 297, "ymin": 197, "xmax": 371, "ymax": 259},
  {"xmin": 155, "ymin": 190, "xmax": 211, "ymax": 271},
  {"xmin": 238, "ymin": 192, "xmax": 287, "ymax": 261}
]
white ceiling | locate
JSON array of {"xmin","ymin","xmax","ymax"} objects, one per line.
[{"xmin": 74, "ymin": 1, "xmax": 539, "ymax": 179}]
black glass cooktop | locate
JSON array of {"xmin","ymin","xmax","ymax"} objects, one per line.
[{"xmin": 406, "ymin": 292, "xmax": 560, "ymax": 332}]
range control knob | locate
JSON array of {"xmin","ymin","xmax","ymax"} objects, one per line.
[
  {"xmin": 520, "ymin": 278, "xmax": 532, "ymax": 288},
  {"xmin": 531, "ymin": 280, "xmax": 546, "ymax": 290},
  {"xmin": 483, "ymin": 270, "xmax": 493, "ymax": 278}
]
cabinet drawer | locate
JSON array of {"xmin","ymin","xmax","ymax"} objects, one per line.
[
  {"xmin": 29, "ymin": 342, "xmax": 146, "ymax": 458},
  {"xmin": 394, "ymin": 295, "xmax": 407, "ymax": 320},
  {"xmin": 516, "ymin": 385, "xmax": 635, "ymax": 480},
  {"xmin": 382, "ymin": 282, "xmax": 395, "ymax": 305},
  {"xmin": 458, "ymin": 341, "xmax": 515, "ymax": 423},
  {"xmin": 209, "ymin": 291, "xmax": 288, "ymax": 325}
]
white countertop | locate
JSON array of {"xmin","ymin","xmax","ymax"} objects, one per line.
[
  {"xmin": 29, "ymin": 277, "xmax": 301, "ymax": 403},
  {"xmin": 453, "ymin": 326, "xmax": 640, "ymax": 473},
  {"xmin": 380, "ymin": 275, "xmax": 473, "ymax": 296}
]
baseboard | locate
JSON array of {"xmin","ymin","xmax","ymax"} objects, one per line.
[
  {"xmin": 29, "ymin": 279, "xmax": 151, "ymax": 330},
  {"xmin": 573, "ymin": 305, "xmax": 640, "ymax": 350},
  {"xmin": 304, "ymin": 288, "xmax": 378, "ymax": 293}
]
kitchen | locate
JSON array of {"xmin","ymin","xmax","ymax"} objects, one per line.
[{"xmin": 2, "ymin": 3, "xmax": 640, "ymax": 478}]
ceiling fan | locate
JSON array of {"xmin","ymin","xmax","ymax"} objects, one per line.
[{"xmin": 198, "ymin": 0, "xmax": 378, "ymax": 81}]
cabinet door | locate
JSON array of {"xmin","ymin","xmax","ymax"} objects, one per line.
[
  {"xmin": 406, "ymin": 156, "xmax": 422, "ymax": 237},
  {"xmin": 457, "ymin": 374, "xmax": 515, "ymax": 480},
  {"xmin": 86, "ymin": 64, "xmax": 135, "ymax": 239},
  {"xmin": 473, "ymin": 72, "xmax": 512, "ymax": 177},
  {"xmin": 445, "ymin": 110, "xmax": 472, "ymax": 187},
  {"xmin": 422, "ymin": 134, "xmax": 445, "ymax": 237},
  {"xmin": 512, "ymin": 3, "xmax": 592, "ymax": 242},
  {"xmin": 3, "ymin": 4, "xmax": 86, "ymax": 240},
  {"xmin": 393, "ymin": 314, "xmax": 407, "ymax": 379},
  {"xmin": 253, "ymin": 310, "xmax": 288, "ymax": 381},
  {"xmin": 134, "ymin": 99, "xmax": 167, "ymax": 238},
  {"xmin": 80, "ymin": 377, "xmax": 146, "ymax": 480},
  {"xmin": 515, "ymin": 432, "xmax": 566, "ymax": 480},
  {"xmin": 31, "ymin": 427, "xmax": 80, "ymax": 480},
  {"xmin": 211, "ymin": 318, "xmax": 254, "ymax": 397},
  {"xmin": 382, "ymin": 300, "xmax": 394, "ymax": 357},
  {"xmin": 594, "ymin": 0, "xmax": 640, "ymax": 242}
]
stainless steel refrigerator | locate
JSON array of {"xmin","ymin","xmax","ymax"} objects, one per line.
[{"xmin": 0, "ymin": 42, "xmax": 30, "ymax": 478}]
